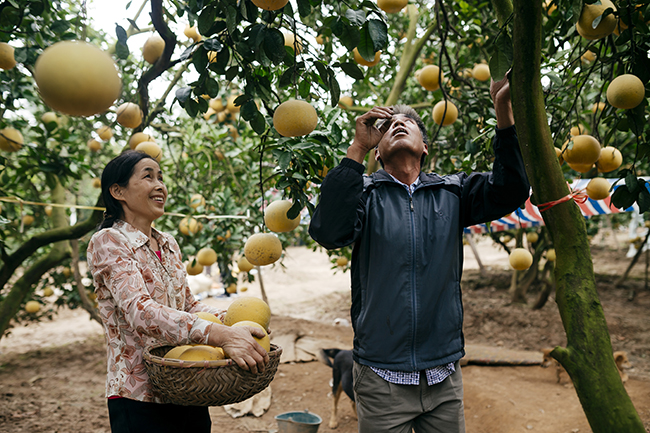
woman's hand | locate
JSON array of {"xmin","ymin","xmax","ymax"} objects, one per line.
[{"xmin": 208, "ymin": 324, "xmax": 269, "ymax": 374}]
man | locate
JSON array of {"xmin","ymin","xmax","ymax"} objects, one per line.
[{"xmin": 308, "ymin": 76, "xmax": 529, "ymax": 433}]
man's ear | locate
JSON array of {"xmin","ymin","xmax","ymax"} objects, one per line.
[
  {"xmin": 374, "ymin": 147, "xmax": 380, "ymax": 161},
  {"xmin": 109, "ymin": 184, "xmax": 123, "ymax": 202},
  {"xmin": 422, "ymin": 143, "xmax": 429, "ymax": 156}
]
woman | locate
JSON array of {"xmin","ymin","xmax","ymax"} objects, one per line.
[{"xmin": 87, "ymin": 151, "xmax": 268, "ymax": 432}]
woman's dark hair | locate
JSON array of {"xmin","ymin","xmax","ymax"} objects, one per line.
[{"xmin": 99, "ymin": 150, "xmax": 157, "ymax": 229}]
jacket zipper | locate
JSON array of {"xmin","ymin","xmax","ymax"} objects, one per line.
[{"xmin": 408, "ymin": 193, "xmax": 417, "ymax": 370}]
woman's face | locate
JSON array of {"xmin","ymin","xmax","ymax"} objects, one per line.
[{"xmin": 111, "ymin": 158, "xmax": 167, "ymax": 224}]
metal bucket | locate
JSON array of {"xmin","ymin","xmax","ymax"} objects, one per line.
[{"xmin": 275, "ymin": 410, "xmax": 322, "ymax": 433}]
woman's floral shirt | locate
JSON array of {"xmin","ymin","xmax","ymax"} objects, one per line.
[{"xmin": 87, "ymin": 220, "xmax": 225, "ymax": 402}]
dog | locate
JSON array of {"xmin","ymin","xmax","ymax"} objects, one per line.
[
  {"xmin": 541, "ymin": 348, "xmax": 632, "ymax": 385},
  {"xmin": 317, "ymin": 348, "xmax": 356, "ymax": 429}
]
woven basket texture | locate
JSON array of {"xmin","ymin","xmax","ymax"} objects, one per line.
[{"xmin": 143, "ymin": 343, "xmax": 282, "ymax": 406}]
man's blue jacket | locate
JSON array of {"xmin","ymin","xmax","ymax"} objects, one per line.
[{"xmin": 308, "ymin": 126, "xmax": 530, "ymax": 371}]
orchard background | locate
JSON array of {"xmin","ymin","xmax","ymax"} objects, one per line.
[{"xmin": 0, "ymin": 0, "xmax": 649, "ymax": 431}]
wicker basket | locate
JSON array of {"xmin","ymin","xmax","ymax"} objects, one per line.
[{"xmin": 143, "ymin": 343, "xmax": 282, "ymax": 406}]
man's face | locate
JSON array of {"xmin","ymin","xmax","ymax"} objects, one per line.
[{"xmin": 375, "ymin": 114, "xmax": 428, "ymax": 165}]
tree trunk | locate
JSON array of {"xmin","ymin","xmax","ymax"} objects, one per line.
[{"xmin": 504, "ymin": 1, "xmax": 644, "ymax": 431}]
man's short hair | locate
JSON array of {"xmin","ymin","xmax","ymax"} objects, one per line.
[{"xmin": 376, "ymin": 104, "xmax": 429, "ymax": 169}]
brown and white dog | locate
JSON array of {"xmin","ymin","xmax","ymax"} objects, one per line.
[
  {"xmin": 541, "ymin": 348, "xmax": 632, "ymax": 384},
  {"xmin": 317, "ymin": 348, "xmax": 356, "ymax": 429}
]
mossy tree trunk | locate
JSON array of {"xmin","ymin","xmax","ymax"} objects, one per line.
[
  {"xmin": 496, "ymin": 0, "xmax": 644, "ymax": 430},
  {"xmin": 0, "ymin": 178, "xmax": 103, "ymax": 340}
]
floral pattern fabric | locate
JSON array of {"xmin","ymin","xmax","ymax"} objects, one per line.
[{"xmin": 87, "ymin": 220, "xmax": 225, "ymax": 402}]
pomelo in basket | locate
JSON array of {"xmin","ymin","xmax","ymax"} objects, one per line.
[
  {"xmin": 224, "ymin": 296, "xmax": 271, "ymax": 331},
  {"xmin": 231, "ymin": 321, "xmax": 271, "ymax": 352}
]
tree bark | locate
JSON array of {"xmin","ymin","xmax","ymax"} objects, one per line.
[{"xmin": 504, "ymin": 0, "xmax": 644, "ymax": 431}]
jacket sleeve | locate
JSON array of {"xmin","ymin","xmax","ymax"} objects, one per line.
[
  {"xmin": 460, "ymin": 125, "xmax": 530, "ymax": 228},
  {"xmin": 309, "ymin": 157, "xmax": 367, "ymax": 250}
]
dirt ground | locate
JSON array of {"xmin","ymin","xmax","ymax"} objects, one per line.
[{"xmin": 1, "ymin": 239, "xmax": 649, "ymax": 433}]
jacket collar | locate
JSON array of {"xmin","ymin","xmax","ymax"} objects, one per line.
[
  {"xmin": 113, "ymin": 219, "xmax": 169, "ymax": 250},
  {"xmin": 373, "ymin": 169, "xmax": 446, "ymax": 188}
]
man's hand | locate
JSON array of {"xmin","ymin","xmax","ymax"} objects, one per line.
[
  {"xmin": 347, "ymin": 106, "xmax": 393, "ymax": 163},
  {"xmin": 208, "ymin": 324, "xmax": 269, "ymax": 374},
  {"xmin": 490, "ymin": 71, "xmax": 514, "ymax": 129}
]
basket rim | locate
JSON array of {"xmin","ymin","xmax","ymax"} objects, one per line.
[{"xmin": 144, "ymin": 343, "xmax": 281, "ymax": 368}]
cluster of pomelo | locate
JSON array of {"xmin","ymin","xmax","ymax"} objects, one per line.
[{"xmin": 163, "ymin": 297, "xmax": 271, "ymax": 362}]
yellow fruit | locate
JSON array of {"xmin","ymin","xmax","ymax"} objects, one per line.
[
  {"xmin": 570, "ymin": 125, "xmax": 586, "ymax": 136},
  {"xmin": 336, "ymin": 256, "xmax": 349, "ymax": 267},
  {"xmin": 231, "ymin": 321, "xmax": 271, "ymax": 352},
  {"xmin": 179, "ymin": 217, "xmax": 200, "ymax": 235},
  {"xmin": 116, "ymin": 102, "xmax": 143, "ymax": 129},
  {"xmin": 22, "ymin": 215, "xmax": 34, "ymax": 226},
  {"xmin": 568, "ymin": 161, "xmax": 594, "ymax": 173},
  {"xmin": 226, "ymin": 283, "xmax": 237, "ymax": 294},
  {"xmin": 264, "ymin": 199, "xmax": 301, "ymax": 232},
  {"xmin": 273, "ymin": 99, "xmax": 318, "ymax": 137},
  {"xmin": 240, "ymin": 286, "xmax": 248, "ymax": 292},
  {"xmin": 135, "ymin": 141, "xmax": 162, "ymax": 162},
  {"xmin": 44, "ymin": 205, "xmax": 53, "ymax": 217},
  {"xmin": 164, "ymin": 345, "xmax": 193, "ymax": 359},
  {"xmin": 377, "ymin": 0, "xmax": 408, "ymax": 13},
  {"xmin": 87, "ymin": 138, "xmax": 102, "ymax": 152},
  {"xmin": 576, "ymin": 0, "xmax": 617, "ymax": 40},
  {"xmin": 203, "ymin": 107, "xmax": 216, "ymax": 120},
  {"xmin": 0, "ymin": 42, "xmax": 16, "ymax": 70},
  {"xmin": 509, "ymin": 248, "xmax": 533, "ymax": 271},
  {"xmin": 62, "ymin": 267, "xmax": 71, "ymax": 278},
  {"xmin": 586, "ymin": 177, "xmax": 611, "ymax": 200},
  {"xmin": 96, "ymin": 125, "xmax": 113, "ymax": 141},
  {"xmin": 226, "ymin": 94, "xmax": 241, "ymax": 113},
  {"xmin": 338, "ymin": 95, "xmax": 354, "ymax": 109},
  {"xmin": 41, "ymin": 112, "xmax": 58, "ymax": 126},
  {"xmin": 283, "ymin": 32, "xmax": 302, "ymax": 54},
  {"xmin": 227, "ymin": 124, "xmax": 238, "ymax": 139},
  {"xmin": 596, "ymin": 146, "xmax": 622, "ymax": 173},
  {"xmin": 186, "ymin": 259, "xmax": 204, "ymax": 276},
  {"xmin": 178, "ymin": 345, "xmax": 225, "ymax": 361},
  {"xmin": 316, "ymin": 34, "xmax": 328, "ymax": 45},
  {"xmin": 592, "ymin": 101, "xmax": 606, "ymax": 113},
  {"xmin": 237, "ymin": 255, "xmax": 255, "ymax": 273},
  {"xmin": 183, "ymin": 25, "xmax": 202, "ymax": 43},
  {"xmin": 606, "ymin": 74, "xmax": 645, "ymax": 109},
  {"xmin": 245, "ymin": 233, "xmax": 282, "ymax": 266},
  {"xmin": 224, "ymin": 296, "xmax": 272, "ymax": 330},
  {"xmin": 189, "ymin": 193, "xmax": 205, "ymax": 209},
  {"xmin": 581, "ymin": 50, "xmax": 596, "ymax": 63},
  {"xmin": 142, "ymin": 34, "xmax": 165, "ymax": 64},
  {"xmin": 546, "ymin": 248, "xmax": 556, "ymax": 262},
  {"xmin": 432, "ymin": 100, "xmax": 458, "ymax": 126},
  {"xmin": 555, "ymin": 147, "xmax": 564, "ymax": 165},
  {"xmin": 0, "ymin": 127, "xmax": 23, "ymax": 152},
  {"xmin": 353, "ymin": 48, "xmax": 380, "ymax": 67},
  {"xmin": 128, "ymin": 132, "xmax": 155, "ymax": 149},
  {"xmin": 251, "ymin": 0, "xmax": 289, "ymax": 10},
  {"xmin": 43, "ymin": 286, "xmax": 54, "ymax": 297},
  {"xmin": 92, "ymin": 178, "xmax": 102, "ymax": 189},
  {"xmin": 562, "ymin": 135, "xmax": 601, "ymax": 165},
  {"xmin": 472, "ymin": 63, "xmax": 490, "ymax": 81},
  {"xmin": 209, "ymin": 98, "xmax": 224, "ymax": 112},
  {"xmin": 207, "ymin": 51, "xmax": 218, "ymax": 63},
  {"xmin": 215, "ymin": 149, "xmax": 225, "ymax": 160},
  {"xmin": 544, "ymin": 0, "xmax": 557, "ymax": 15},
  {"xmin": 196, "ymin": 247, "xmax": 217, "ymax": 266},
  {"xmin": 195, "ymin": 311, "xmax": 223, "ymax": 324},
  {"xmin": 25, "ymin": 300, "xmax": 40, "ymax": 314},
  {"xmin": 526, "ymin": 232, "xmax": 539, "ymax": 244},
  {"xmin": 418, "ymin": 65, "xmax": 444, "ymax": 91},
  {"xmin": 34, "ymin": 41, "xmax": 121, "ymax": 117}
]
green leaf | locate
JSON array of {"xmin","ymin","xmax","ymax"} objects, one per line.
[
  {"xmin": 328, "ymin": 74, "xmax": 340, "ymax": 108},
  {"xmin": 185, "ymin": 98, "xmax": 199, "ymax": 117},
  {"xmin": 278, "ymin": 150, "xmax": 292, "ymax": 170},
  {"xmin": 263, "ymin": 28, "xmax": 285, "ymax": 64},
  {"xmin": 115, "ymin": 41, "xmax": 129, "ymax": 60},
  {"xmin": 192, "ymin": 45, "xmax": 209, "ymax": 72},
  {"xmin": 299, "ymin": 79, "xmax": 311, "ymax": 99},
  {"xmin": 226, "ymin": 66, "xmax": 239, "ymax": 81},
  {"xmin": 198, "ymin": 5, "xmax": 217, "ymax": 35},
  {"xmin": 175, "ymin": 87, "xmax": 192, "ymax": 103},
  {"xmin": 240, "ymin": 99, "xmax": 258, "ymax": 122},
  {"xmin": 340, "ymin": 61, "xmax": 364, "ymax": 80},
  {"xmin": 250, "ymin": 112, "xmax": 267, "ymax": 134},
  {"xmin": 611, "ymin": 185, "xmax": 636, "ymax": 209},
  {"xmin": 205, "ymin": 77, "xmax": 220, "ymax": 97},
  {"xmin": 297, "ymin": 0, "xmax": 311, "ymax": 17},
  {"xmin": 345, "ymin": 9, "xmax": 366, "ymax": 26},
  {"xmin": 367, "ymin": 19, "xmax": 388, "ymax": 51},
  {"xmin": 357, "ymin": 27, "xmax": 375, "ymax": 62},
  {"xmin": 638, "ymin": 184, "xmax": 650, "ymax": 213},
  {"xmin": 226, "ymin": 6, "xmax": 238, "ymax": 35},
  {"xmin": 204, "ymin": 38, "xmax": 223, "ymax": 52},
  {"xmin": 116, "ymin": 24, "xmax": 128, "ymax": 44},
  {"xmin": 626, "ymin": 172, "xmax": 639, "ymax": 194},
  {"xmin": 287, "ymin": 200, "xmax": 302, "ymax": 219},
  {"xmin": 489, "ymin": 47, "xmax": 509, "ymax": 81},
  {"xmin": 336, "ymin": 22, "xmax": 360, "ymax": 52},
  {"xmin": 50, "ymin": 20, "xmax": 70, "ymax": 34}
]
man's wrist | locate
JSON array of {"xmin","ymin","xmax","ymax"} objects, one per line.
[{"xmin": 347, "ymin": 144, "xmax": 369, "ymax": 163}]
